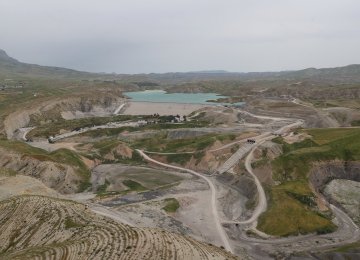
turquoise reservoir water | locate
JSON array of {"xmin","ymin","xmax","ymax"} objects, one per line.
[{"xmin": 124, "ymin": 90, "xmax": 244, "ymax": 106}]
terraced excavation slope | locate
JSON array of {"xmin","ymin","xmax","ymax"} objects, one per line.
[{"xmin": 0, "ymin": 195, "xmax": 237, "ymax": 260}]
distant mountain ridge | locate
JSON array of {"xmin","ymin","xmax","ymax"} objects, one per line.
[
  {"xmin": 0, "ymin": 49, "xmax": 100, "ymax": 80},
  {"xmin": 1, "ymin": 48, "xmax": 360, "ymax": 83},
  {"xmin": 0, "ymin": 49, "xmax": 18, "ymax": 63},
  {"xmin": 283, "ymin": 64, "xmax": 360, "ymax": 82}
]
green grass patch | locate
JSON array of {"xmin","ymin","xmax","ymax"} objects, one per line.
[
  {"xmin": 351, "ymin": 120, "xmax": 360, "ymax": 126},
  {"xmin": 166, "ymin": 153, "xmax": 192, "ymax": 165},
  {"xmin": 332, "ymin": 242, "xmax": 360, "ymax": 253},
  {"xmin": 305, "ymin": 128, "xmax": 360, "ymax": 145},
  {"xmin": 258, "ymin": 181, "xmax": 336, "ymax": 236},
  {"xmin": 78, "ymin": 181, "xmax": 92, "ymax": 192},
  {"xmin": 251, "ymin": 158, "xmax": 269, "ymax": 168},
  {"xmin": 289, "ymin": 146, "xmax": 331, "ymax": 155},
  {"xmin": 310, "ymin": 100, "xmax": 339, "ymax": 108},
  {"xmin": 275, "ymin": 180, "xmax": 313, "ymax": 195},
  {"xmin": 162, "ymin": 198, "xmax": 180, "ymax": 213},
  {"xmin": 216, "ymin": 133, "xmax": 236, "ymax": 141},
  {"xmin": 122, "ymin": 180, "xmax": 147, "ymax": 191},
  {"xmin": 0, "ymin": 167, "xmax": 17, "ymax": 176},
  {"xmin": 96, "ymin": 179, "xmax": 110, "ymax": 194}
]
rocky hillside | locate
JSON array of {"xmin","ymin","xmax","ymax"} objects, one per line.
[
  {"xmin": 309, "ymin": 161, "xmax": 360, "ymax": 193},
  {"xmin": 3, "ymin": 94, "xmax": 124, "ymax": 139}
]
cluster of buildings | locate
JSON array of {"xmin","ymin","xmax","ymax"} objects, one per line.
[
  {"xmin": 139, "ymin": 114, "xmax": 187, "ymax": 125},
  {"xmin": 1, "ymin": 79, "xmax": 25, "ymax": 90}
]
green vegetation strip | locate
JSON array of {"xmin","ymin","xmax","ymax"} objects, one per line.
[
  {"xmin": 79, "ymin": 120, "xmax": 210, "ymax": 138},
  {"xmin": 27, "ymin": 115, "xmax": 136, "ymax": 138}
]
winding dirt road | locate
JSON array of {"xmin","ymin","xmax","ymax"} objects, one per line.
[
  {"xmin": 136, "ymin": 117, "xmax": 304, "ymax": 254},
  {"xmin": 231, "ymin": 141, "xmax": 268, "ymax": 225},
  {"xmin": 136, "ymin": 149, "xmax": 233, "ymax": 253}
]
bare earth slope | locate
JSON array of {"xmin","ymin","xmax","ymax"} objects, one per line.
[
  {"xmin": 0, "ymin": 174, "xmax": 59, "ymax": 200},
  {"xmin": 0, "ymin": 195, "xmax": 237, "ymax": 260}
]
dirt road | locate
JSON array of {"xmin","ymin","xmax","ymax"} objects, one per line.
[
  {"xmin": 292, "ymin": 98, "xmax": 340, "ymax": 128},
  {"xmin": 50, "ymin": 121, "xmax": 138, "ymax": 142},
  {"xmin": 113, "ymin": 103, "xmax": 126, "ymax": 115},
  {"xmin": 241, "ymin": 141, "xmax": 267, "ymax": 225}
]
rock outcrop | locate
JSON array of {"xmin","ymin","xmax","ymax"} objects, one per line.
[
  {"xmin": 324, "ymin": 179, "xmax": 360, "ymax": 225},
  {"xmin": 309, "ymin": 160, "xmax": 360, "ymax": 192}
]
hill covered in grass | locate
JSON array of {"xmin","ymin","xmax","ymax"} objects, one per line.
[{"xmin": 258, "ymin": 128, "xmax": 360, "ymax": 236}]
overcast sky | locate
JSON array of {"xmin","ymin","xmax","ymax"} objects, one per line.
[{"xmin": 0, "ymin": 0, "xmax": 360, "ymax": 74}]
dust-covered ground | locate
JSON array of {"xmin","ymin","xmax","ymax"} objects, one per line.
[{"xmin": 123, "ymin": 101, "xmax": 208, "ymax": 116}]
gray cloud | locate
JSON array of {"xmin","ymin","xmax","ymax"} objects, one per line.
[{"xmin": 1, "ymin": 0, "xmax": 360, "ymax": 73}]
